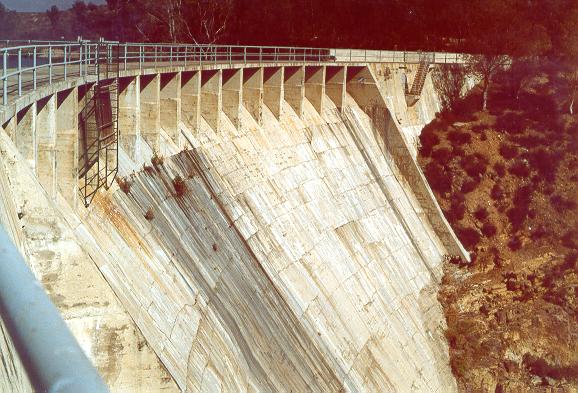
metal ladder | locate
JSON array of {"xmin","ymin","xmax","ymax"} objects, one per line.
[
  {"xmin": 78, "ymin": 41, "xmax": 119, "ymax": 207},
  {"xmin": 406, "ymin": 53, "xmax": 432, "ymax": 106}
]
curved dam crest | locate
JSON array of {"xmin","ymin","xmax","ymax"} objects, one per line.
[{"xmin": 0, "ymin": 61, "xmax": 463, "ymax": 392}]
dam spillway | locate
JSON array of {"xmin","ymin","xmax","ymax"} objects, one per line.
[{"xmin": 0, "ymin": 44, "xmax": 467, "ymax": 392}]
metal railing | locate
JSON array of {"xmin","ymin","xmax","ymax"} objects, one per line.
[
  {"xmin": 0, "ymin": 39, "xmax": 466, "ymax": 106},
  {"xmin": 0, "ymin": 227, "xmax": 109, "ymax": 392}
]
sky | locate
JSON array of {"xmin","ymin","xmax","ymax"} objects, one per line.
[{"xmin": 2, "ymin": 0, "xmax": 105, "ymax": 12}]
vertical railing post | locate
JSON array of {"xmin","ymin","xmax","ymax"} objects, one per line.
[
  {"xmin": 63, "ymin": 45, "xmax": 67, "ymax": 81},
  {"xmin": 2, "ymin": 50, "xmax": 7, "ymax": 105},
  {"xmin": 139, "ymin": 45, "xmax": 143, "ymax": 70},
  {"xmin": 170, "ymin": 45, "xmax": 173, "ymax": 65},
  {"xmin": 259, "ymin": 47, "xmax": 262, "ymax": 64},
  {"xmin": 48, "ymin": 45, "xmax": 52, "ymax": 84},
  {"xmin": 184, "ymin": 46, "xmax": 188, "ymax": 67},
  {"xmin": 17, "ymin": 48, "xmax": 22, "ymax": 96},
  {"xmin": 85, "ymin": 44, "xmax": 89, "ymax": 76},
  {"xmin": 124, "ymin": 44, "xmax": 127, "ymax": 71},
  {"xmin": 244, "ymin": 46, "xmax": 246, "ymax": 64},
  {"xmin": 33, "ymin": 46, "xmax": 37, "ymax": 90},
  {"xmin": 79, "ymin": 44, "xmax": 83, "ymax": 77}
]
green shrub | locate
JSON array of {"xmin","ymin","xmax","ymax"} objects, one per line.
[
  {"xmin": 425, "ymin": 162, "xmax": 453, "ymax": 194},
  {"xmin": 482, "ymin": 222, "xmax": 497, "ymax": 238},
  {"xmin": 448, "ymin": 130, "xmax": 472, "ymax": 146},
  {"xmin": 461, "ymin": 153, "xmax": 488, "ymax": 178},
  {"xmin": 474, "ymin": 206, "xmax": 489, "ymax": 221},
  {"xmin": 499, "ymin": 143, "xmax": 518, "ymax": 159},
  {"xmin": 525, "ymin": 148, "xmax": 561, "ymax": 181},
  {"xmin": 419, "ymin": 132, "xmax": 440, "ymax": 157},
  {"xmin": 549, "ymin": 194, "xmax": 576, "ymax": 213},
  {"xmin": 457, "ymin": 226, "xmax": 481, "ymax": 250},
  {"xmin": 432, "ymin": 147, "xmax": 453, "ymax": 165},
  {"xmin": 494, "ymin": 162, "xmax": 506, "ymax": 177},
  {"xmin": 508, "ymin": 236, "xmax": 522, "ymax": 251},
  {"xmin": 446, "ymin": 200, "xmax": 466, "ymax": 223},
  {"xmin": 508, "ymin": 159, "xmax": 531, "ymax": 178},
  {"xmin": 460, "ymin": 178, "xmax": 479, "ymax": 194},
  {"xmin": 491, "ymin": 184, "xmax": 505, "ymax": 200}
]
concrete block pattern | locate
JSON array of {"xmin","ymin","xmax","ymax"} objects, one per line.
[
  {"xmin": 305, "ymin": 66, "xmax": 326, "ymax": 113},
  {"xmin": 56, "ymin": 87, "xmax": 78, "ymax": 207},
  {"xmin": 242, "ymin": 68, "xmax": 263, "ymax": 125},
  {"xmin": 284, "ymin": 66, "xmax": 305, "ymax": 118},
  {"xmin": 181, "ymin": 71, "xmax": 201, "ymax": 138},
  {"xmin": 222, "ymin": 69, "xmax": 242, "ymax": 129},
  {"xmin": 140, "ymin": 74, "xmax": 161, "ymax": 151},
  {"xmin": 36, "ymin": 95, "xmax": 57, "ymax": 198},
  {"xmin": 119, "ymin": 76, "xmax": 140, "ymax": 160},
  {"xmin": 160, "ymin": 72, "xmax": 181, "ymax": 145},
  {"xmin": 201, "ymin": 70, "xmax": 222, "ymax": 132},
  {"xmin": 263, "ymin": 67, "xmax": 283, "ymax": 119}
]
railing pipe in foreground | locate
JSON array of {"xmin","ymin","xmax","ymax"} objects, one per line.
[{"xmin": 0, "ymin": 227, "xmax": 109, "ymax": 393}]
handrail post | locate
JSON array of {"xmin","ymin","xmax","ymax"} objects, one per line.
[
  {"xmin": 64, "ymin": 45, "xmax": 67, "ymax": 81},
  {"xmin": 259, "ymin": 47, "xmax": 262, "ymax": 64},
  {"xmin": 49, "ymin": 45, "xmax": 52, "ymax": 84},
  {"xmin": 33, "ymin": 47, "xmax": 37, "ymax": 89},
  {"xmin": 244, "ymin": 46, "xmax": 246, "ymax": 64},
  {"xmin": 17, "ymin": 48, "xmax": 22, "ymax": 96},
  {"xmin": 2, "ymin": 50, "xmax": 7, "ymax": 105},
  {"xmin": 79, "ymin": 44, "xmax": 83, "ymax": 77},
  {"xmin": 139, "ymin": 45, "xmax": 143, "ymax": 70},
  {"xmin": 123, "ymin": 44, "xmax": 127, "ymax": 71}
]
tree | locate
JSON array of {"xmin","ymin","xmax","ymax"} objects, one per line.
[
  {"xmin": 46, "ymin": 6, "xmax": 60, "ymax": 30},
  {"xmin": 0, "ymin": 1, "xmax": 16, "ymax": 38},
  {"xmin": 71, "ymin": 1, "xmax": 88, "ymax": 37},
  {"xmin": 557, "ymin": 6, "xmax": 578, "ymax": 114},
  {"xmin": 466, "ymin": 54, "xmax": 510, "ymax": 111},
  {"xmin": 432, "ymin": 64, "xmax": 468, "ymax": 111},
  {"xmin": 504, "ymin": 58, "xmax": 538, "ymax": 102}
]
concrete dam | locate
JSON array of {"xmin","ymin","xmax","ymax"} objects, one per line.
[{"xmin": 0, "ymin": 43, "xmax": 467, "ymax": 392}]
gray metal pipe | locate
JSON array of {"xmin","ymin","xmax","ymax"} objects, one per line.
[{"xmin": 0, "ymin": 227, "xmax": 109, "ymax": 393}]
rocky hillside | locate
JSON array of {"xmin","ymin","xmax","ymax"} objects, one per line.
[{"xmin": 419, "ymin": 62, "xmax": 578, "ymax": 391}]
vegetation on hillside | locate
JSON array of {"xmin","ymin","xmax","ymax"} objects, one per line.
[{"xmin": 419, "ymin": 59, "xmax": 578, "ymax": 391}]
